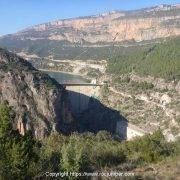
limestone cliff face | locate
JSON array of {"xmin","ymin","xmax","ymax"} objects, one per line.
[
  {"xmin": 0, "ymin": 48, "xmax": 74, "ymax": 138},
  {"xmin": 7, "ymin": 4, "xmax": 180, "ymax": 43}
]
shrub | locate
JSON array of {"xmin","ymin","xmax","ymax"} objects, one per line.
[
  {"xmin": 60, "ymin": 134, "xmax": 90, "ymax": 172},
  {"xmin": 0, "ymin": 104, "xmax": 38, "ymax": 179},
  {"xmin": 124, "ymin": 130, "xmax": 174, "ymax": 163}
]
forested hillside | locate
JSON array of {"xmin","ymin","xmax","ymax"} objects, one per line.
[{"xmin": 107, "ymin": 37, "xmax": 180, "ymax": 80}]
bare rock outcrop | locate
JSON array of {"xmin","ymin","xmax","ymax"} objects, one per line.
[
  {"xmin": 7, "ymin": 4, "xmax": 180, "ymax": 44},
  {"xmin": 0, "ymin": 48, "xmax": 74, "ymax": 138}
]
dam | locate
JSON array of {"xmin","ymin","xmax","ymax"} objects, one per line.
[
  {"xmin": 64, "ymin": 83, "xmax": 102, "ymax": 115},
  {"xmin": 64, "ymin": 83, "xmax": 148, "ymax": 140},
  {"xmin": 45, "ymin": 70, "xmax": 148, "ymax": 140}
]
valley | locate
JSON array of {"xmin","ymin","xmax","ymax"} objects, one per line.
[
  {"xmin": 25, "ymin": 35, "xmax": 179, "ymax": 141},
  {"xmin": 0, "ymin": 3, "xmax": 180, "ymax": 179}
]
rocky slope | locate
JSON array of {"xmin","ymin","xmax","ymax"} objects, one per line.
[
  {"xmin": 0, "ymin": 4, "xmax": 179, "ymax": 59},
  {"xmin": 98, "ymin": 73, "xmax": 180, "ymax": 141},
  {"xmin": 0, "ymin": 48, "xmax": 74, "ymax": 138},
  {"xmin": 3, "ymin": 4, "xmax": 180, "ymax": 43}
]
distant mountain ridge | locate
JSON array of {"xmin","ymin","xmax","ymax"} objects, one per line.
[
  {"xmin": 0, "ymin": 4, "xmax": 179, "ymax": 59},
  {"xmin": 17, "ymin": 4, "xmax": 180, "ymax": 33}
]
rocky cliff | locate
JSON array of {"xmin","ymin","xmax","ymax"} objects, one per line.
[
  {"xmin": 0, "ymin": 4, "xmax": 179, "ymax": 60},
  {"xmin": 0, "ymin": 48, "xmax": 74, "ymax": 138},
  {"xmin": 1, "ymin": 4, "xmax": 180, "ymax": 43}
]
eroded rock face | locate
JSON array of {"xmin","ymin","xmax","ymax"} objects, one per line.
[
  {"xmin": 4, "ymin": 4, "xmax": 180, "ymax": 44},
  {"xmin": 0, "ymin": 48, "xmax": 74, "ymax": 138}
]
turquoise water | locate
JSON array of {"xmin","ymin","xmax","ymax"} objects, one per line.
[{"xmin": 44, "ymin": 71, "xmax": 89, "ymax": 84}]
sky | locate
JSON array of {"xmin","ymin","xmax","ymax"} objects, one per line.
[{"xmin": 0, "ymin": 0, "xmax": 179, "ymax": 36}]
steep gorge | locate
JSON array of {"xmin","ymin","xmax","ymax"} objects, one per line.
[{"xmin": 0, "ymin": 48, "xmax": 74, "ymax": 138}]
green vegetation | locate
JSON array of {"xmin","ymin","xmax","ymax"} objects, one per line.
[
  {"xmin": 0, "ymin": 103, "xmax": 179, "ymax": 179},
  {"xmin": 0, "ymin": 37, "xmax": 155, "ymax": 60},
  {"xmin": 86, "ymin": 68, "xmax": 102, "ymax": 78},
  {"xmin": 0, "ymin": 103, "xmax": 37, "ymax": 179},
  {"xmin": 0, "ymin": 103, "xmax": 13, "ymax": 137},
  {"xmin": 0, "ymin": 38, "xmax": 117, "ymax": 60},
  {"xmin": 102, "ymin": 84, "xmax": 110, "ymax": 96},
  {"xmin": 38, "ymin": 130, "xmax": 179, "ymax": 175},
  {"xmin": 107, "ymin": 37, "xmax": 180, "ymax": 81},
  {"xmin": 113, "ymin": 76, "xmax": 154, "ymax": 91}
]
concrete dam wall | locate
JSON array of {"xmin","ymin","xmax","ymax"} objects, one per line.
[
  {"xmin": 65, "ymin": 84, "xmax": 148, "ymax": 140},
  {"xmin": 66, "ymin": 85, "xmax": 100, "ymax": 115}
]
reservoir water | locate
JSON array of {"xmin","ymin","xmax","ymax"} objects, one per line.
[{"xmin": 44, "ymin": 71, "xmax": 89, "ymax": 84}]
